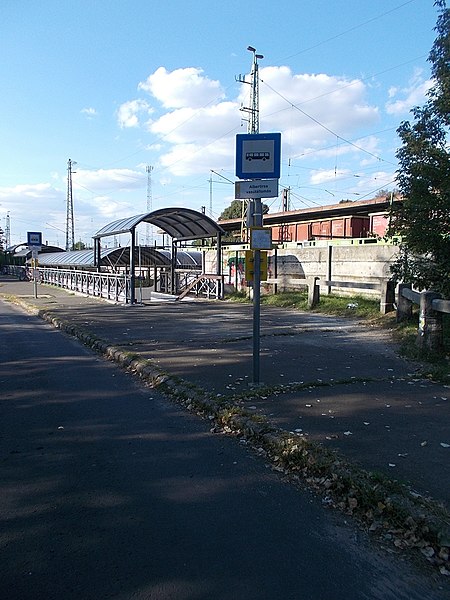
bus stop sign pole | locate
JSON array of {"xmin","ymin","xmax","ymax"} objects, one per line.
[{"xmin": 250, "ymin": 199, "xmax": 263, "ymax": 385}]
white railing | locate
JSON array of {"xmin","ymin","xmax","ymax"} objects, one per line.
[
  {"xmin": 156, "ymin": 269, "xmax": 223, "ymax": 299},
  {"xmin": 40, "ymin": 268, "xmax": 130, "ymax": 303},
  {"xmin": 5, "ymin": 265, "xmax": 223, "ymax": 302}
]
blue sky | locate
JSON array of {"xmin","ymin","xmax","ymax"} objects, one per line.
[{"xmin": 0, "ymin": 0, "xmax": 439, "ymax": 247}]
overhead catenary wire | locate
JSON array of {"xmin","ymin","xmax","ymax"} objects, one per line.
[
  {"xmin": 260, "ymin": 78, "xmax": 395, "ymax": 166},
  {"xmin": 273, "ymin": 0, "xmax": 418, "ymax": 64}
]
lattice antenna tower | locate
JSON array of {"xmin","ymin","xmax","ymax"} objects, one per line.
[
  {"xmin": 66, "ymin": 158, "xmax": 76, "ymax": 250},
  {"xmin": 5, "ymin": 212, "xmax": 11, "ymax": 248},
  {"xmin": 236, "ymin": 46, "xmax": 263, "ymax": 134},
  {"xmin": 145, "ymin": 165, "xmax": 153, "ymax": 245},
  {"xmin": 236, "ymin": 47, "xmax": 264, "ymax": 239}
]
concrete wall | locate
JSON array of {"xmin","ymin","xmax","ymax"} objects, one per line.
[{"xmin": 208, "ymin": 241, "xmax": 400, "ymax": 297}]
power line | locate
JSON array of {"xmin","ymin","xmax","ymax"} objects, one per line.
[
  {"xmin": 274, "ymin": 0, "xmax": 417, "ymax": 64},
  {"xmin": 261, "ymin": 79, "xmax": 395, "ymax": 166}
]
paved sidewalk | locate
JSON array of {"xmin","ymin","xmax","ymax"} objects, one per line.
[{"xmin": 1, "ymin": 276, "xmax": 449, "ymax": 508}]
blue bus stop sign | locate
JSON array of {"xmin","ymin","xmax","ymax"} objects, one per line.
[
  {"xmin": 27, "ymin": 231, "xmax": 42, "ymax": 247},
  {"xmin": 236, "ymin": 132, "xmax": 281, "ymax": 180}
]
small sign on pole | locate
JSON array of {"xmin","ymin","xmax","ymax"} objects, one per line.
[
  {"xmin": 27, "ymin": 231, "xmax": 42, "ymax": 299},
  {"xmin": 235, "ymin": 179, "xmax": 278, "ymax": 199},
  {"xmin": 27, "ymin": 231, "xmax": 42, "ymax": 247},
  {"xmin": 250, "ymin": 227, "xmax": 272, "ymax": 250}
]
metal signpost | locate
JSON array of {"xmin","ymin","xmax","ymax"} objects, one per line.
[
  {"xmin": 235, "ymin": 133, "xmax": 281, "ymax": 385},
  {"xmin": 27, "ymin": 231, "xmax": 42, "ymax": 299}
]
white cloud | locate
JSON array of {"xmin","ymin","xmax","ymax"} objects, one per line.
[
  {"xmin": 138, "ymin": 66, "xmax": 224, "ymax": 109},
  {"xmin": 92, "ymin": 195, "xmax": 135, "ymax": 220},
  {"xmin": 0, "ymin": 170, "xmax": 149, "ymax": 246},
  {"xmin": 254, "ymin": 67, "xmax": 379, "ymax": 149},
  {"xmin": 388, "ymin": 86, "xmax": 398, "ymax": 99},
  {"xmin": 149, "ymin": 101, "xmax": 239, "ymax": 144},
  {"xmin": 310, "ymin": 169, "xmax": 351, "ymax": 185},
  {"xmin": 81, "ymin": 107, "xmax": 98, "ymax": 118},
  {"xmin": 75, "ymin": 168, "xmax": 145, "ymax": 191},
  {"xmin": 385, "ymin": 69, "xmax": 433, "ymax": 115},
  {"xmin": 0, "ymin": 183, "xmax": 65, "ymax": 245},
  {"xmin": 0, "ymin": 182, "xmax": 60, "ymax": 200},
  {"xmin": 158, "ymin": 137, "xmax": 234, "ymax": 177},
  {"xmin": 116, "ymin": 99, "xmax": 153, "ymax": 128},
  {"xmin": 130, "ymin": 65, "xmax": 380, "ymax": 179}
]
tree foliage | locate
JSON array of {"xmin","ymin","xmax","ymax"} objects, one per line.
[
  {"xmin": 73, "ymin": 240, "xmax": 87, "ymax": 250},
  {"xmin": 390, "ymin": 0, "xmax": 450, "ymax": 298},
  {"xmin": 219, "ymin": 199, "xmax": 269, "ymax": 221}
]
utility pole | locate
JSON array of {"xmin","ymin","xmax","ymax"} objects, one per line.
[
  {"xmin": 237, "ymin": 45, "xmax": 263, "ymax": 134},
  {"xmin": 145, "ymin": 165, "xmax": 153, "ymax": 245},
  {"xmin": 66, "ymin": 159, "xmax": 76, "ymax": 251},
  {"xmin": 281, "ymin": 187, "xmax": 290, "ymax": 242}
]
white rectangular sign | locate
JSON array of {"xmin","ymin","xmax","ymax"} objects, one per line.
[
  {"xmin": 250, "ymin": 227, "xmax": 272, "ymax": 250},
  {"xmin": 235, "ymin": 179, "xmax": 278, "ymax": 199}
]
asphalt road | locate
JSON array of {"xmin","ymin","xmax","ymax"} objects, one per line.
[{"xmin": 0, "ymin": 299, "xmax": 447, "ymax": 600}]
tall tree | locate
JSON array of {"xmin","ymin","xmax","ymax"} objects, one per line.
[
  {"xmin": 390, "ymin": 0, "xmax": 450, "ymax": 298},
  {"xmin": 219, "ymin": 199, "xmax": 269, "ymax": 220}
]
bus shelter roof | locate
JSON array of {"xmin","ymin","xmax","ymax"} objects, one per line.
[{"xmin": 93, "ymin": 207, "xmax": 224, "ymax": 242}]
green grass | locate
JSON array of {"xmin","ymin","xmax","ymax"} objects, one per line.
[
  {"xmin": 226, "ymin": 290, "xmax": 249, "ymax": 303},
  {"xmin": 393, "ymin": 310, "xmax": 450, "ymax": 382},
  {"xmin": 228, "ymin": 289, "xmax": 382, "ymax": 318}
]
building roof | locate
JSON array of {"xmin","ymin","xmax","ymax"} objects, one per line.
[
  {"xmin": 36, "ymin": 247, "xmax": 202, "ymax": 269},
  {"xmin": 6, "ymin": 244, "xmax": 64, "ymax": 257}
]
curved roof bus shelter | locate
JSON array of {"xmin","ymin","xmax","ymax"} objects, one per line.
[{"xmin": 93, "ymin": 207, "xmax": 224, "ymax": 304}]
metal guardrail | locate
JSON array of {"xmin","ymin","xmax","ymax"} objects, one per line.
[
  {"xmin": 431, "ymin": 297, "xmax": 450, "ymax": 314},
  {"xmin": 323, "ymin": 280, "xmax": 380, "ymax": 290},
  {"xmin": 397, "ymin": 284, "xmax": 449, "ymax": 352},
  {"xmin": 401, "ymin": 287, "xmax": 421, "ymax": 304}
]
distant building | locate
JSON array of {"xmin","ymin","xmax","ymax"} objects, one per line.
[{"xmin": 218, "ymin": 195, "xmax": 400, "ymax": 244}]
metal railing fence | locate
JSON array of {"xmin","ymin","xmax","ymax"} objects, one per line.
[{"xmin": 40, "ymin": 268, "xmax": 130, "ymax": 303}]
